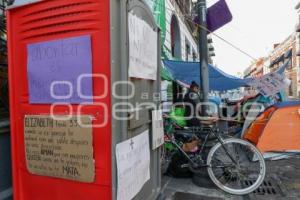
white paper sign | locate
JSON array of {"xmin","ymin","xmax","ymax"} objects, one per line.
[
  {"xmin": 116, "ymin": 130, "xmax": 150, "ymax": 200},
  {"xmin": 247, "ymin": 72, "xmax": 290, "ymax": 97},
  {"xmin": 8, "ymin": 0, "xmax": 41, "ymax": 9},
  {"xmin": 128, "ymin": 12, "xmax": 158, "ymax": 80},
  {"xmin": 152, "ymin": 110, "xmax": 164, "ymax": 150}
]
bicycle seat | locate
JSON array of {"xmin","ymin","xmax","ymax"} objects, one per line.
[{"xmin": 174, "ymin": 130, "xmax": 195, "ymax": 143}]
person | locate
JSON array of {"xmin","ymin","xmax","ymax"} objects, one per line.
[
  {"xmin": 183, "ymin": 81, "xmax": 202, "ymax": 127},
  {"xmin": 184, "ymin": 81, "xmax": 219, "ymax": 127}
]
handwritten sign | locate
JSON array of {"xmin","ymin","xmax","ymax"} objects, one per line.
[
  {"xmin": 247, "ymin": 73, "xmax": 291, "ymax": 97},
  {"xmin": 27, "ymin": 35, "xmax": 93, "ymax": 104},
  {"xmin": 151, "ymin": 110, "xmax": 164, "ymax": 150},
  {"xmin": 24, "ymin": 115, "xmax": 95, "ymax": 183},
  {"xmin": 128, "ymin": 12, "xmax": 158, "ymax": 80},
  {"xmin": 116, "ymin": 130, "xmax": 150, "ymax": 200}
]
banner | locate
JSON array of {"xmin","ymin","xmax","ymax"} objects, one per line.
[
  {"xmin": 145, "ymin": 0, "xmax": 166, "ymax": 44},
  {"xmin": 247, "ymin": 73, "xmax": 291, "ymax": 97},
  {"xmin": 194, "ymin": 0, "xmax": 232, "ymax": 33},
  {"xmin": 207, "ymin": 0, "xmax": 232, "ymax": 32}
]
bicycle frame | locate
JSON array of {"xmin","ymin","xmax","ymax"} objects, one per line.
[{"xmin": 164, "ymin": 120, "xmax": 237, "ymax": 168}]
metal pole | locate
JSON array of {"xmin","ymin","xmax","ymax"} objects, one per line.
[{"xmin": 198, "ymin": 0, "xmax": 209, "ymax": 116}]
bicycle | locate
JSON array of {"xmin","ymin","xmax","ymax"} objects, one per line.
[{"xmin": 162, "ymin": 115, "xmax": 266, "ymax": 195}]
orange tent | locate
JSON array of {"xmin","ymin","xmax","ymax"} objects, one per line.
[{"xmin": 243, "ymin": 101, "xmax": 300, "ymax": 153}]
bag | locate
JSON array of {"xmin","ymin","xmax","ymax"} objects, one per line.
[{"xmin": 166, "ymin": 152, "xmax": 192, "ymax": 178}]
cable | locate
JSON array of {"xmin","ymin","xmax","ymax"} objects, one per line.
[{"xmin": 148, "ymin": 0, "xmax": 297, "ymax": 70}]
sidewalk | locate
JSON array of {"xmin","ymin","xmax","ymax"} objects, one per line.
[{"xmin": 161, "ymin": 156, "xmax": 300, "ymax": 200}]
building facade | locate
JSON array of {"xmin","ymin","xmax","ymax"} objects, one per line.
[
  {"xmin": 165, "ymin": 0, "xmax": 199, "ymax": 61},
  {"xmin": 243, "ymin": 2, "xmax": 300, "ymax": 99},
  {"xmin": 269, "ymin": 33, "xmax": 298, "ymax": 98},
  {"xmin": 244, "ymin": 57, "xmax": 268, "ymax": 78},
  {"xmin": 145, "ymin": 0, "xmax": 199, "ymax": 61},
  {"xmin": 244, "ymin": 33, "xmax": 299, "ymax": 99}
]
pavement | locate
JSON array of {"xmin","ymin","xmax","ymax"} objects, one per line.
[{"xmin": 161, "ymin": 155, "xmax": 300, "ymax": 200}]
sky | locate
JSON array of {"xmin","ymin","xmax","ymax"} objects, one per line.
[{"xmin": 207, "ymin": 0, "xmax": 299, "ymax": 76}]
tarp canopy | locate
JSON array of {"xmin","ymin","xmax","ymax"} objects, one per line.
[
  {"xmin": 163, "ymin": 59, "xmax": 290, "ymax": 91},
  {"xmin": 163, "ymin": 60, "xmax": 248, "ymax": 91}
]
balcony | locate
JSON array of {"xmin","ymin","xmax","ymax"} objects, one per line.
[
  {"xmin": 173, "ymin": 0, "xmax": 196, "ymax": 34},
  {"xmin": 296, "ymin": 23, "xmax": 300, "ymax": 32},
  {"xmin": 175, "ymin": 0, "xmax": 191, "ymax": 16}
]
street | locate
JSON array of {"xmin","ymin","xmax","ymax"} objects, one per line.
[{"xmin": 161, "ymin": 156, "xmax": 300, "ymax": 200}]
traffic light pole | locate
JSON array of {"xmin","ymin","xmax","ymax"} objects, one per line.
[{"xmin": 197, "ymin": 0, "xmax": 209, "ymax": 116}]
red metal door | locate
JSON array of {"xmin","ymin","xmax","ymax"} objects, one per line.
[{"xmin": 7, "ymin": 0, "xmax": 112, "ymax": 199}]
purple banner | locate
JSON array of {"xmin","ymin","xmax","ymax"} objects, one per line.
[
  {"xmin": 194, "ymin": 0, "xmax": 232, "ymax": 33},
  {"xmin": 207, "ymin": 0, "xmax": 232, "ymax": 32},
  {"xmin": 27, "ymin": 35, "xmax": 93, "ymax": 104}
]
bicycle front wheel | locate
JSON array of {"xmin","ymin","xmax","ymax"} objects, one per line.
[{"xmin": 207, "ymin": 138, "xmax": 266, "ymax": 195}]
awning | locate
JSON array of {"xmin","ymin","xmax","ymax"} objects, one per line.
[
  {"xmin": 163, "ymin": 60, "xmax": 248, "ymax": 91},
  {"xmin": 270, "ymin": 54, "xmax": 285, "ymax": 68},
  {"xmin": 277, "ymin": 54, "xmax": 285, "ymax": 63},
  {"xmin": 285, "ymin": 49, "xmax": 292, "ymax": 58},
  {"xmin": 161, "ymin": 65, "xmax": 173, "ymax": 81},
  {"xmin": 163, "ymin": 59, "xmax": 290, "ymax": 91}
]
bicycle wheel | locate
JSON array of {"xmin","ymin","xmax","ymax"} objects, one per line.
[{"xmin": 207, "ymin": 138, "xmax": 266, "ymax": 195}]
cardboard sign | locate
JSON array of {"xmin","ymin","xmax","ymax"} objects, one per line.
[
  {"xmin": 116, "ymin": 130, "xmax": 150, "ymax": 200},
  {"xmin": 151, "ymin": 110, "xmax": 164, "ymax": 150},
  {"xmin": 24, "ymin": 115, "xmax": 94, "ymax": 183},
  {"xmin": 128, "ymin": 12, "xmax": 158, "ymax": 80},
  {"xmin": 27, "ymin": 35, "xmax": 93, "ymax": 104}
]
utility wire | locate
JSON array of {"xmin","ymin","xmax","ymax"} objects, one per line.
[{"xmin": 148, "ymin": 0, "xmax": 294, "ymax": 69}]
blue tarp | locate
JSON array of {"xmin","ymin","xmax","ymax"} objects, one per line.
[
  {"xmin": 163, "ymin": 60, "xmax": 247, "ymax": 91},
  {"xmin": 274, "ymin": 101, "xmax": 300, "ymax": 108},
  {"xmin": 163, "ymin": 59, "xmax": 290, "ymax": 91}
]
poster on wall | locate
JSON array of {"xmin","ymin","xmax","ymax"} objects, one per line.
[
  {"xmin": 151, "ymin": 110, "xmax": 164, "ymax": 150},
  {"xmin": 247, "ymin": 72, "xmax": 291, "ymax": 97},
  {"xmin": 116, "ymin": 130, "xmax": 150, "ymax": 200},
  {"xmin": 128, "ymin": 12, "xmax": 158, "ymax": 80},
  {"xmin": 27, "ymin": 35, "xmax": 93, "ymax": 104},
  {"xmin": 24, "ymin": 115, "xmax": 95, "ymax": 183}
]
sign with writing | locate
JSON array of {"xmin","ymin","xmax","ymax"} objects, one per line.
[
  {"xmin": 24, "ymin": 115, "xmax": 95, "ymax": 183},
  {"xmin": 128, "ymin": 12, "xmax": 158, "ymax": 80},
  {"xmin": 247, "ymin": 72, "xmax": 291, "ymax": 97},
  {"xmin": 116, "ymin": 130, "xmax": 150, "ymax": 200},
  {"xmin": 27, "ymin": 35, "xmax": 93, "ymax": 104},
  {"xmin": 151, "ymin": 110, "xmax": 164, "ymax": 150}
]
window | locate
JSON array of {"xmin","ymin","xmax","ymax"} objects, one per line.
[
  {"xmin": 289, "ymin": 79, "xmax": 293, "ymax": 96},
  {"xmin": 171, "ymin": 15, "xmax": 181, "ymax": 59},
  {"xmin": 192, "ymin": 49, "xmax": 197, "ymax": 61},
  {"xmin": 185, "ymin": 38, "xmax": 190, "ymax": 61}
]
